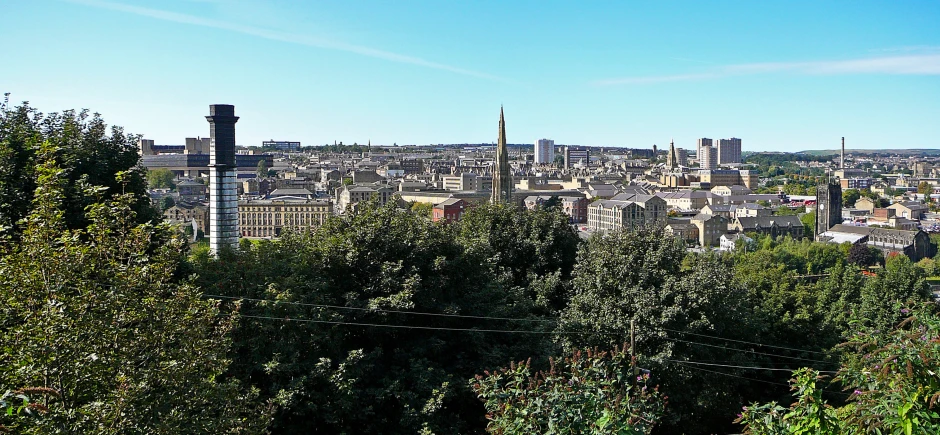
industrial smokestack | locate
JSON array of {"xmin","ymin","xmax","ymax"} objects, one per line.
[
  {"xmin": 841, "ymin": 137, "xmax": 845, "ymax": 170},
  {"xmin": 207, "ymin": 104, "xmax": 239, "ymax": 254}
]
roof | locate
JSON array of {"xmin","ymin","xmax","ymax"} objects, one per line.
[
  {"xmin": 270, "ymin": 188, "xmax": 313, "ymax": 196},
  {"xmin": 435, "ymin": 198, "xmax": 464, "ymax": 207},
  {"xmin": 721, "ymin": 233, "xmax": 752, "ymax": 242},
  {"xmin": 703, "ymin": 204, "xmax": 735, "ymax": 212},
  {"xmin": 818, "ymin": 231, "xmax": 868, "ymax": 244},
  {"xmin": 611, "ymin": 193, "xmax": 663, "ymax": 204},
  {"xmin": 891, "ymin": 201, "xmax": 928, "ymax": 211},
  {"xmin": 828, "ymin": 224, "xmax": 922, "ymax": 239},
  {"xmin": 693, "ymin": 213, "xmax": 726, "ymax": 222},
  {"xmin": 734, "ymin": 215, "xmax": 803, "ymax": 229},
  {"xmin": 591, "ymin": 199, "xmax": 639, "ymax": 209}
]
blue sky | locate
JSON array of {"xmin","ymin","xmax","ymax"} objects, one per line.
[{"xmin": 3, "ymin": 0, "xmax": 939, "ymax": 151}]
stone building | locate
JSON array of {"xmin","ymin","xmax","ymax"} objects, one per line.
[
  {"xmin": 587, "ymin": 195, "xmax": 666, "ymax": 232},
  {"xmin": 731, "ymin": 215, "xmax": 805, "ymax": 239},
  {"xmin": 238, "ymin": 198, "xmax": 332, "ymax": 238},
  {"xmin": 334, "ymin": 184, "xmax": 394, "ymax": 213},
  {"xmin": 819, "ymin": 224, "xmax": 931, "ymax": 261},
  {"xmin": 164, "ymin": 201, "xmax": 209, "ymax": 235},
  {"xmin": 692, "ymin": 213, "xmax": 728, "ymax": 247}
]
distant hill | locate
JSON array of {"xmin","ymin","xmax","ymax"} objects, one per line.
[{"xmin": 799, "ymin": 149, "xmax": 940, "ymax": 157}]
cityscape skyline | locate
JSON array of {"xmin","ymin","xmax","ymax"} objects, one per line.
[{"xmin": 2, "ymin": 0, "xmax": 939, "ymax": 151}]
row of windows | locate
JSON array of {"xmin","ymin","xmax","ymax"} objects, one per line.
[
  {"xmin": 240, "ymin": 206, "xmax": 329, "ymax": 212},
  {"xmin": 239, "ymin": 212, "xmax": 328, "ymax": 226}
]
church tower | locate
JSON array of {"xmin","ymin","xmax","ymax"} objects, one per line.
[
  {"xmin": 667, "ymin": 138, "xmax": 678, "ymax": 169},
  {"xmin": 491, "ymin": 107, "xmax": 512, "ymax": 204},
  {"xmin": 815, "ymin": 181, "xmax": 842, "ymax": 239}
]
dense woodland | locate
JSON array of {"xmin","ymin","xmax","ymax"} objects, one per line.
[{"xmin": 2, "ymin": 104, "xmax": 938, "ymax": 434}]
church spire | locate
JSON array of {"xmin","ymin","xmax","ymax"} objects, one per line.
[
  {"xmin": 668, "ymin": 138, "xmax": 677, "ymax": 169},
  {"xmin": 491, "ymin": 106, "xmax": 512, "ymax": 204}
]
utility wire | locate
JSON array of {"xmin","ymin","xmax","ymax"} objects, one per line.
[
  {"xmin": 205, "ymin": 294, "xmax": 556, "ymax": 323},
  {"xmin": 231, "ymin": 314, "xmax": 842, "ymax": 376},
  {"xmin": 676, "ymin": 364, "xmax": 792, "ymax": 388},
  {"xmin": 227, "ymin": 310, "xmax": 835, "ymax": 366},
  {"xmin": 206, "ymin": 294, "xmax": 835, "ymax": 358},
  {"xmin": 659, "ymin": 327, "xmax": 830, "ymax": 356},
  {"xmin": 236, "ymin": 314, "xmax": 594, "ymax": 335},
  {"xmin": 666, "ymin": 359, "xmax": 837, "ymax": 374},
  {"xmin": 668, "ymin": 337, "xmax": 837, "ymax": 366}
]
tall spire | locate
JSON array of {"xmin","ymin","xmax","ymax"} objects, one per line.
[
  {"xmin": 491, "ymin": 106, "xmax": 512, "ymax": 204},
  {"xmin": 668, "ymin": 138, "xmax": 677, "ymax": 169}
]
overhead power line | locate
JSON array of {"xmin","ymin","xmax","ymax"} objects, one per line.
[
  {"xmin": 205, "ymin": 294, "xmax": 556, "ymax": 323},
  {"xmin": 668, "ymin": 337, "xmax": 836, "ymax": 366},
  {"xmin": 205, "ymin": 294, "xmax": 835, "ymax": 358},
  {"xmin": 227, "ymin": 310, "xmax": 836, "ymax": 367},
  {"xmin": 660, "ymin": 327, "xmax": 830, "ymax": 356},
  {"xmin": 676, "ymin": 364, "xmax": 792, "ymax": 388},
  {"xmin": 666, "ymin": 359, "xmax": 837, "ymax": 374},
  {"xmin": 236, "ymin": 314, "xmax": 592, "ymax": 335}
]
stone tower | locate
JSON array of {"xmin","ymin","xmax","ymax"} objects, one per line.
[
  {"xmin": 491, "ymin": 107, "xmax": 512, "ymax": 204},
  {"xmin": 207, "ymin": 104, "xmax": 240, "ymax": 254},
  {"xmin": 815, "ymin": 182, "xmax": 842, "ymax": 240},
  {"xmin": 667, "ymin": 138, "xmax": 678, "ymax": 169}
]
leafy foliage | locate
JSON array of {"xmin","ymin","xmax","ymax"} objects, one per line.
[
  {"xmin": 0, "ymin": 102, "xmax": 156, "ymax": 238},
  {"xmin": 146, "ymin": 168, "xmax": 176, "ymax": 189},
  {"xmin": 847, "ymin": 242, "xmax": 880, "ymax": 267},
  {"xmin": 559, "ymin": 226, "xmax": 756, "ymax": 433},
  {"xmin": 843, "ymin": 188, "xmax": 861, "ymax": 208},
  {"xmin": 736, "ymin": 369, "xmax": 842, "ymax": 435},
  {"xmin": 410, "ymin": 200, "xmax": 433, "ymax": 218},
  {"xmin": 0, "ymin": 143, "xmax": 269, "ymax": 434},
  {"xmin": 471, "ymin": 346, "xmax": 666, "ymax": 434},
  {"xmin": 457, "ymin": 203, "xmax": 581, "ymax": 313},
  {"xmin": 736, "ymin": 306, "xmax": 940, "ymax": 434},
  {"xmin": 191, "ymin": 199, "xmax": 567, "ymax": 434}
]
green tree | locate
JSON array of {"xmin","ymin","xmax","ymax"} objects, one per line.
[
  {"xmin": 471, "ymin": 346, "xmax": 666, "ymax": 434},
  {"xmin": 0, "ymin": 102, "xmax": 39, "ymax": 237},
  {"xmin": 843, "ymin": 189, "xmax": 861, "ymax": 208},
  {"xmin": 256, "ymin": 159, "xmax": 269, "ymax": 179},
  {"xmin": 915, "ymin": 257, "xmax": 940, "ymax": 277},
  {"xmin": 457, "ymin": 203, "xmax": 581, "ymax": 313},
  {"xmin": 410, "ymin": 201, "xmax": 433, "ymax": 218},
  {"xmin": 917, "ymin": 180, "xmax": 932, "ymax": 196},
  {"xmin": 857, "ymin": 254, "xmax": 931, "ymax": 331},
  {"xmin": 735, "ymin": 369, "xmax": 842, "ymax": 435},
  {"xmin": 0, "ymin": 103, "xmax": 157, "ymax": 238},
  {"xmin": 559, "ymin": 227, "xmax": 755, "ymax": 433},
  {"xmin": 159, "ymin": 194, "xmax": 175, "ymax": 211},
  {"xmin": 800, "ymin": 212, "xmax": 816, "ymax": 236},
  {"xmin": 737, "ymin": 306, "xmax": 940, "ymax": 435},
  {"xmin": 0, "ymin": 143, "xmax": 269, "ymax": 434},
  {"xmin": 190, "ymin": 199, "xmax": 555, "ymax": 434},
  {"xmin": 846, "ymin": 243, "xmax": 877, "ymax": 267},
  {"xmin": 147, "ymin": 168, "xmax": 176, "ymax": 189}
]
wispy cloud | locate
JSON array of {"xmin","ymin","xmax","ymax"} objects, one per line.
[
  {"xmin": 595, "ymin": 53, "xmax": 940, "ymax": 86},
  {"xmin": 67, "ymin": 0, "xmax": 504, "ymax": 81}
]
